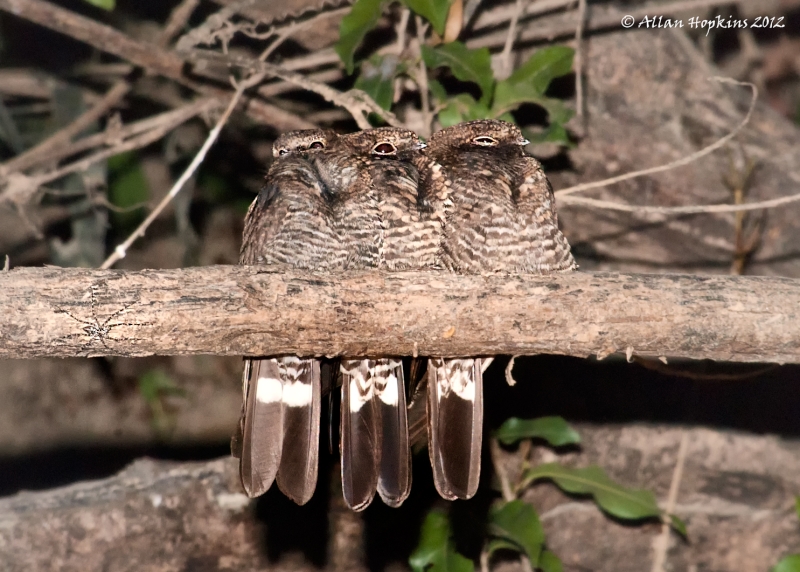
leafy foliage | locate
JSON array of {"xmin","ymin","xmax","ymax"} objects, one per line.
[
  {"xmin": 335, "ymin": 0, "xmax": 386, "ymax": 74},
  {"xmin": 138, "ymin": 369, "xmax": 186, "ymax": 435},
  {"xmin": 495, "ymin": 416, "xmax": 581, "ymax": 447},
  {"xmin": 354, "ymin": 55, "xmax": 403, "ymax": 110},
  {"xmin": 107, "ymin": 151, "xmax": 149, "ymax": 229},
  {"xmin": 488, "ymin": 500, "xmax": 545, "ymax": 565},
  {"xmin": 82, "ymin": 0, "xmax": 115, "ymax": 9},
  {"xmin": 400, "ymin": 0, "xmax": 452, "ymax": 35},
  {"xmin": 773, "ymin": 555, "xmax": 800, "ymax": 572},
  {"xmin": 334, "ymin": 1, "xmax": 575, "ymax": 143},
  {"xmin": 409, "ymin": 510, "xmax": 474, "ymax": 572},
  {"xmin": 421, "ymin": 42, "xmax": 493, "ymax": 105},
  {"xmin": 522, "ymin": 463, "xmax": 672, "ymax": 524}
]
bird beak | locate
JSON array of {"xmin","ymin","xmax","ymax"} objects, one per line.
[
  {"xmin": 518, "ymin": 138, "xmax": 530, "ymax": 146},
  {"xmin": 414, "ymin": 142, "xmax": 427, "ymax": 150}
]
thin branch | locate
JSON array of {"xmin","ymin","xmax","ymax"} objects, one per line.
[
  {"xmin": 573, "ymin": 0, "xmax": 587, "ymax": 120},
  {"xmin": 505, "ymin": 355, "xmax": 519, "ymax": 386},
  {"xmin": 554, "ymin": 79, "xmax": 784, "ymax": 215},
  {"xmin": 158, "ymin": 0, "xmax": 201, "ymax": 48},
  {"xmin": 557, "ymin": 78, "xmax": 756, "ymax": 198},
  {"xmin": 498, "ymin": 0, "xmax": 525, "ymax": 80},
  {"xmin": 0, "ymin": 99, "xmax": 219, "ymax": 207},
  {"xmin": 0, "ymin": 80, "xmax": 130, "ymax": 178},
  {"xmin": 186, "ymin": 49, "xmax": 404, "ymax": 129},
  {"xmin": 101, "ymin": 76, "xmax": 261, "ymax": 269},
  {"xmin": 651, "ymin": 432, "xmax": 689, "ymax": 572},
  {"xmin": 414, "ymin": 17, "xmax": 432, "ymax": 137},
  {"xmin": 1, "ymin": 99, "xmax": 216, "ymax": 190}
]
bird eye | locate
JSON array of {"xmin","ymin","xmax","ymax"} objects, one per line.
[
  {"xmin": 372, "ymin": 142, "xmax": 397, "ymax": 155},
  {"xmin": 308, "ymin": 141, "xmax": 325, "ymax": 149},
  {"xmin": 473, "ymin": 136, "xmax": 497, "ymax": 146},
  {"xmin": 278, "ymin": 148, "xmax": 290, "ymax": 156}
]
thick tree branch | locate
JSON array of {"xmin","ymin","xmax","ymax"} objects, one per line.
[{"xmin": 0, "ymin": 266, "xmax": 798, "ymax": 363}]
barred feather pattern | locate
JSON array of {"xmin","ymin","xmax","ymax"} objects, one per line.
[
  {"xmin": 314, "ymin": 128, "xmax": 426, "ymax": 509},
  {"xmin": 236, "ymin": 130, "xmax": 339, "ymax": 503},
  {"xmin": 420, "ymin": 119, "xmax": 578, "ymax": 500}
]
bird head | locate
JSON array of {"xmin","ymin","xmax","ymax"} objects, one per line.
[{"xmin": 272, "ymin": 129, "xmax": 339, "ymax": 158}]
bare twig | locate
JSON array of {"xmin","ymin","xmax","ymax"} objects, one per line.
[
  {"xmin": 2, "ymin": 99, "xmax": 216, "ymax": 189},
  {"xmin": 0, "ymin": 0, "xmax": 184, "ymax": 79},
  {"xmin": 0, "ymin": 80, "xmax": 130, "ymax": 178},
  {"xmin": 186, "ymin": 49, "xmax": 403, "ymax": 129},
  {"xmin": 394, "ymin": 8, "xmax": 411, "ymax": 55},
  {"xmin": 498, "ymin": 0, "xmax": 525, "ymax": 80},
  {"xmin": 505, "ymin": 355, "xmax": 519, "ymax": 386},
  {"xmin": 0, "ymin": 0, "xmax": 312, "ymax": 131},
  {"xmin": 414, "ymin": 17, "xmax": 433, "ymax": 137},
  {"xmin": 489, "ymin": 437, "xmax": 534, "ymax": 572},
  {"xmin": 158, "ymin": 0, "xmax": 201, "ymax": 48},
  {"xmin": 650, "ymin": 432, "xmax": 689, "ymax": 572},
  {"xmin": 574, "ymin": 0, "xmax": 587, "ymax": 120},
  {"xmin": 0, "ymin": 99, "xmax": 218, "ymax": 207},
  {"xmin": 554, "ymin": 79, "xmax": 785, "ymax": 215},
  {"xmin": 101, "ymin": 76, "xmax": 261, "ymax": 269}
]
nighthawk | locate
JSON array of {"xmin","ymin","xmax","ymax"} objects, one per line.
[
  {"xmin": 420, "ymin": 119, "xmax": 577, "ymax": 500},
  {"xmin": 309, "ymin": 127, "xmax": 428, "ymax": 510},
  {"xmin": 238, "ymin": 128, "xmax": 339, "ymax": 504},
  {"xmin": 236, "ymin": 120, "xmax": 576, "ymax": 508}
]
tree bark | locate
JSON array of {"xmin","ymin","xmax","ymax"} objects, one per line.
[{"xmin": 1, "ymin": 266, "xmax": 798, "ymax": 363}]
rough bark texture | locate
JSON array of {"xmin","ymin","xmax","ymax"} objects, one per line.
[
  {"xmin": 2, "ymin": 425, "xmax": 799, "ymax": 572},
  {"xmin": 1, "ymin": 265, "xmax": 799, "ymax": 362}
]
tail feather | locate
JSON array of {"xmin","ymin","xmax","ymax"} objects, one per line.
[
  {"xmin": 340, "ymin": 359, "xmax": 380, "ymax": 511},
  {"xmin": 373, "ymin": 359, "xmax": 411, "ymax": 508},
  {"xmin": 276, "ymin": 357, "xmax": 321, "ymax": 505},
  {"xmin": 240, "ymin": 358, "xmax": 284, "ymax": 497},
  {"xmin": 427, "ymin": 358, "xmax": 483, "ymax": 500}
]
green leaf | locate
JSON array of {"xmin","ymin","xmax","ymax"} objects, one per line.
[
  {"xmin": 505, "ymin": 46, "xmax": 574, "ymax": 93},
  {"xmin": 485, "ymin": 538, "xmax": 519, "ymax": 557},
  {"xmin": 539, "ymin": 550, "xmax": 563, "ymax": 572},
  {"xmin": 428, "ymin": 79, "xmax": 449, "ymax": 104},
  {"xmin": 523, "ymin": 123, "xmax": 572, "ymax": 147},
  {"xmin": 354, "ymin": 54, "xmax": 400, "ymax": 110},
  {"xmin": 494, "ymin": 416, "xmax": 581, "ymax": 447},
  {"xmin": 773, "ymin": 555, "xmax": 800, "ymax": 572},
  {"xmin": 492, "ymin": 46, "xmax": 574, "ymax": 116},
  {"xmin": 108, "ymin": 151, "xmax": 149, "ymax": 228},
  {"xmin": 335, "ymin": 0, "xmax": 386, "ymax": 75},
  {"xmin": 488, "ymin": 500, "xmax": 544, "ymax": 566},
  {"xmin": 522, "ymin": 463, "xmax": 662, "ymax": 521},
  {"xmin": 422, "ymin": 42, "xmax": 494, "ymax": 104},
  {"xmin": 668, "ymin": 514, "xmax": 687, "ymax": 538},
  {"xmin": 409, "ymin": 510, "xmax": 475, "ymax": 572},
  {"xmin": 138, "ymin": 369, "xmax": 185, "ymax": 405},
  {"xmin": 138, "ymin": 369, "xmax": 186, "ymax": 436},
  {"xmin": 82, "ymin": 0, "xmax": 115, "ymax": 9},
  {"xmin": 400, "ymin": 0, "xmax": 452, "ymax": 35},
  {"xmin": 437, "ymin": 93, "xmax": 491, "ymax": 127}
]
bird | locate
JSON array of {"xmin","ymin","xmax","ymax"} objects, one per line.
[
  {"xmin": 420, "ymin": 119, "xmax": 577, "ymax": 500},
  {"xmin": 309, "ymin": 127, "xmax": 428, "ymax": 510},
  {"xmin": 237, "ymin": 128, "xmax": 340, "ymax": 504}
]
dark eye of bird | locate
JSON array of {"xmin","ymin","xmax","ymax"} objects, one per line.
[
  {"xmin": 309, "ymin": 141, "xmax": 325, "ymax": 149},
  {"xmin": 373, "ymin": 142, "xmax": 397, "ymax": 155},
  {"xmin": 278, "ymin": 148, "xmax": 289, "ymax": 156},
  {"xmin": 473, "ymin": 136, "xmax": 497, "ymax": 146}
]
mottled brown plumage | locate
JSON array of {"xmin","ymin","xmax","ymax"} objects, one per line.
[
  {"xmin": 421, "ymin": 119, "xmax": 577, "ymax": 500},
  {"xmin": 237, "ymin": 129, "xmax": 338, "ymax": 504},
  {"xmin": 311, "ymin": 127, "xmax": 426, "ymax": 510}
]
